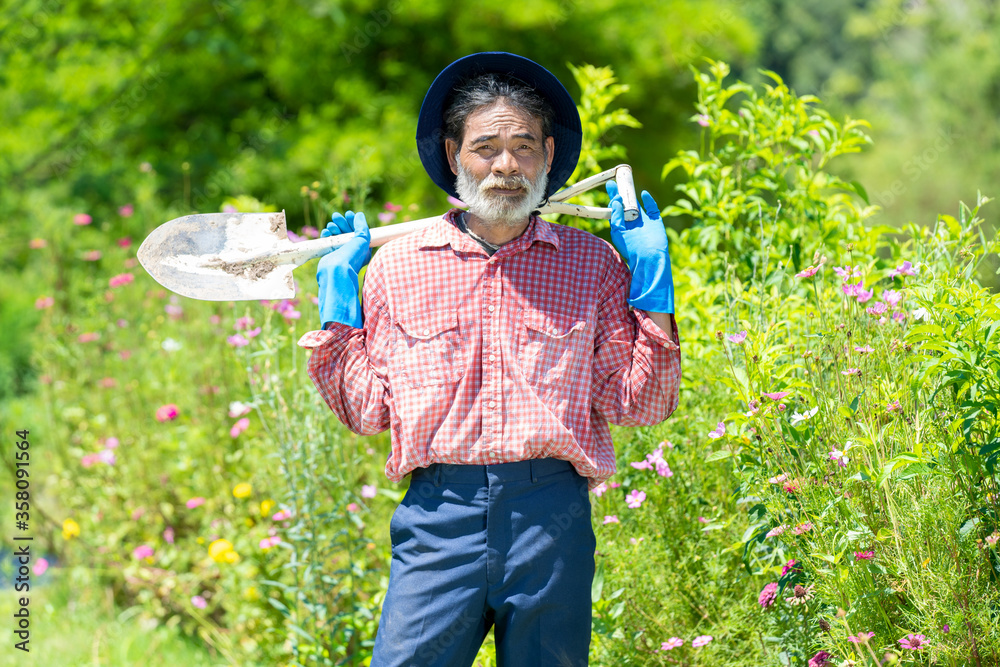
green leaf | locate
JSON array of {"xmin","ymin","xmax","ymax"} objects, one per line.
[{"xmin": 706, "ymin": 450, "xmax": 732, "ymax": 462}]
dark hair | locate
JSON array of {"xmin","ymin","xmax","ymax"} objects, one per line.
[{"xmin": 442, "ymin": 73, "xmax": 555, "ymax": 145}]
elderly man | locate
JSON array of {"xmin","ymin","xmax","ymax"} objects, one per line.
[{"xmin": 299, "ymin": 52, "xmax": 680, "ymax": 666}]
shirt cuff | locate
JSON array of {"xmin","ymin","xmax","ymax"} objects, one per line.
[
  {"xmin": 297, "ymin": 323, "xmax": 362, "ymax": 349},
  {"xmin": 634, "ymin": 309, "xmax": 679, "ymax": 349}
]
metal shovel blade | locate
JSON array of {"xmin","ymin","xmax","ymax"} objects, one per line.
[{"xmin": 137, "ymin": 211, "xmax": 297, "ymax": 301}]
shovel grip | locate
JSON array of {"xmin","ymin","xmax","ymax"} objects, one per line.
[{"xmin": 615, "ymin": 165, "xmax": 639, "ymax": 222}]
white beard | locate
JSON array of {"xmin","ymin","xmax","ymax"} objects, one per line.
[{"xmin": 454, "ymin": 157, "xmax": 549, "ymax": 229}]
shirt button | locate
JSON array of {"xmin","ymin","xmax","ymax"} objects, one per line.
[
  {"xmin": 488, "ymin": 354, "xmax": 496, "ymax": 362},
  {"xmin": 489, "ymin": 451, "xmax": 499, "ymax": 458},
  {"xmin": 422, "ymin": 329, "xmax": 430, "ymax": 336},
  {"xmin": 488, "ymin": 400, "xmax": 496, "ymax": 409},
  {"xmin": 488, "ymin": 305, "xmax": 495, "ymax": 312},
  {"xmin": 550, "ymin": 328, "xmax": 558, "ymax": 335}
]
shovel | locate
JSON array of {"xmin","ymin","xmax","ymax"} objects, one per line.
[{"xmin": 137, "ymin": 164, "xmax": 639, "ymax": 301}]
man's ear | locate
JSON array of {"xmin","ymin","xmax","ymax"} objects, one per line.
[
  {"xmin": 445, "ymin": 138, "xmax": 459, "ymax": 176},
  {"xmin": 545, "ymin": 135, "xmax": 555, "ymax": 173}
]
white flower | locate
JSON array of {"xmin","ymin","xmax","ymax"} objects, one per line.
[
  {"xmin": 912, "ymin": 307, "xmax": 930, "ymax": 322},
  {"xmin": 161, "ymin": 338, "xmax": 183, "ymax": 352},
  {"xmin": 790, "ymin": 406, "xmax": 819, "ymax": 426}
]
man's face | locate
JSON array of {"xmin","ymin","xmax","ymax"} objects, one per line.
[{"xmin": 445, "ymin": 101, "xmax": 555, "ymax": 228}]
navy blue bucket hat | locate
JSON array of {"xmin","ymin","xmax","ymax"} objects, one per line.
[{"xmin": 415, "ymin": 52, "xmax": 583, "ymax": 200}]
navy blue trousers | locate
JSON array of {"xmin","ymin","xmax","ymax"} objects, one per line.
[{"xmin": 371, "ymin": 458, "xmax": 595, "ymax": 666}]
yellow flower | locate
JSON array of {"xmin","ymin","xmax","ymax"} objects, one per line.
[
  {"xmin": 209, "ymin": 538, "xmax": 240, "ymax": 564},
  {"xmin": 244, "ymin": 586, "xmax": 260, "ymax": 601},
  {"xmin": 232, "ymin": 482, "xmax": 252, "ymax": 499},
  {"xmin": 62, "ymin": 518, "xmax": 80, "ymax": 540},
  {"xmin": 260, "ymin": 499, "xmax": 275, "ymax": 516}
]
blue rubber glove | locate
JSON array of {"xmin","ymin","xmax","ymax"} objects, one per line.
[
  {"xmin": 605, "ymin": 181, "xmax": 675, "ymax": 314},
  {"xmin": 317, "ymin": 210, "xmax": 371, "ymax": 329}
]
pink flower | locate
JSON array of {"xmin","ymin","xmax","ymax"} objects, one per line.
[
  {"xmin": 447, "ymin": 196, "xmax": 467, "ymax": 208},
  {"xmin": 103, "ymin": 437, "xmax": 119, "ymax": 449},
  {"xmin": 98, "ymin": 450, "xmax": 116, "ymax": 465},
  {"xmin": 191, "ymin": 595, "xmax": 207, "ymax": 609},
  {"xmin": 592, "ymin": 482, "xmax": 609, "ymax": 497},
  {"xmin": 302, "ymin": 226, "xmax": 320, "ymax": 238},
  {"xmin": 228, "ymin": 334, "xmax": 250, "ymax": 347},
  {"xmin": 384, "ymin": 201, "xmax": 404, "ymax": 212},
  {"xmin": 603, "ymin": 515, "xmax": 619, "ymax": 525},
  {"xmin": 834, "ymin": 265, "xmax": 862, "ymax": 280},
  {"xmin": 165, "ymin": 304, "xmax": 183, "ymax": 318},
  {"xmin": 83, "ymin": 250, "xmax": 102, "ymax": 261},
  {"xmin": 842, "ymin": 368, "xmax": 861, "ymax": 376},
  {"xmin": 378, "ymin": 211, "xmax": 396, "ymax": 224},
  {"xmin": 763, "ymin": 391, "xmax": 790, "ymax": 400},
  {"xmin": 883, "ymin": 289, "xmax": 902, "ymax": 307},
  {"xmin": 848, "ymin": 631, "xmax": 875, "ymax": 644},
  {"xmin": 155, "ymin": 404, "xmax": 179, "ymax": 422},
  {"xmin": 707, "ymin": 422, "xmax": 726, "ymax": 439},
  {"xmin": 855, "ymin": 289, "xmax": 874, "ymax": 304},
  {"xmin": 887, "ymin": 400, "xmax": 901, "ymax": 412},
  {"xmin": 272, "ymin": 509, "xmax": 292, "ymax": 521},
  {"xmin": 35, "ymin": 296, "xmax": 54, "ymax": 309},
  {"xmin": 80, "ymin": 453, "xmax": 99, "ymax": 467},
  {"xmin": 282, "ymin": 307, "xmax": 301, "ymax": 320},
  {"xmin": 234, "ymin": 316, "xmax": 255, "ymax": 330},
  {"xmin": 855, "ymin": 550, "xmax": 875, "ymax": 560},
  {"xmin": 230, "ymin": 417, "xmax": 250, "ymax": 438},
  {"xmin": 781, "ymin": 559, "xmax": 799, "ymax": 576},
  {"xmin": 842, "ymin": 279, "xmax": 863, "ymax": 297},
  {"xmin": 854, "ymin": 345, "xmax": 874, "ymax": 354},
  {"xmin": 808, "ymin": 650, "xmax": 832, "ymax": 667},
  {"xmin": 117, "ymin": 237, "xmax": 133, "ymax": 248},
  {"xmin": 892, "ymin": 311, "xmax": 906, "ymax": 323},
  {"xmin": 29, "ymin": 238, "xmax": 47, "ymax": 249},
  {"xmin": 691, "ymin": 635, "xmax": 713, "ymax": 648},
  {"xmin": 660, "ymin": 637, "xmax": 684, "ymax": 651},
  {"xmin": 630, "ymin": 459, "xmax": 652, "ymax": 470},
  {"xmin": 77, "ymin": 332, "xmax": 99, "ymax": 343},
  {"xmin": 186, "ymin": 497, "xmax": 206, "ymax": 509},
  {"xmin": 782, "ymin": 481, "xmax": 799, "ymax": 493},
  {"xmin": 245, "ymin": 327, "xmax": 261, "ymax": 339},
  {"xmin": 609, "ymin": 482, "xmax": 621, "ymax": 488},
  {"xmin": 260, "ymin": 536, "xmax": 282, "ymax": 549},
  {"xmin": 118, "ymin": 204, "xmax": 134, "ymax": 217},
  {"xmin": 132, "ymin": 545, "xmax": 154, "ymax": 559},
  {"xmin": 866, "ymin": 301, "xmax": 887, "ymax": 316},
  {"xmin": 109, "ymin": 273, "xmax": 134, "ymax": 288},
  {"xmin": 655, "ymin": 460, "xmax": 673, "ymax": 478},
  {"xmin": 768, "ymin": 474, "xmax": 788, "ymax": 484},
  {"xmin": 898, "ymin": 634, "xmax": 928, "ymax": 650},
  {"xmin": 73, "ymin": 213, "xmax": 92, "ymax": 225},
  {"xmin": 758, "ymin": 582, "xmax": 779, "ymax": 608},
  {"xmin": 626, "ymin": 490, "xmax": 646, "ymax": 508},
  {"xmin": 698, "ymin": 516, "xmax": 709, "ymax": 523},
  {"xmin": 346, "ymin": 502, "xmax": 359, "ymax": 512},
  {"xmin": 696, "ymin": 114, "xmax": 710, "ymax": 127},
  {"xmin": 795, "ymin": 264, "xmax": 821, "ymax": 278},
  {"xmin": 792, "ymin": 522, "xmax": 813, "ymax": 535},
  {"xmin": 727, "ymin": 330, "xmax": 747, "ymax": 344},
  {"xmin": 889, "ymin": 261, "xmax": 918, "ymax": 278},
  {"xmin": 361, "ymin": 484, "xmax": 377, "ymax": 499},
  {"xmin": 33, "ymin": 558, "xmax": 49, "ymax": 576},
  {"xmin": 163, "ymin": 526, "xmax": 175, "ymax": 544},
  {"xmin": 766, "ymin": 525, "xmax": 787, "ymax": 538}
]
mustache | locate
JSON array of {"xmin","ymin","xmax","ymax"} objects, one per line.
[{"xmin": 478, "ymin": 174, "xmax": 532, "ymax": 192}]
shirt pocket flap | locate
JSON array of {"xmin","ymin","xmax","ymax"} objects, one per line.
[
  {"xmin": 524, "ymin": 310, "xmax": 587, "ymax": 339},
  {"xmin": 396, "ymin": 310, "xmax": 459, "ymax": 340}
]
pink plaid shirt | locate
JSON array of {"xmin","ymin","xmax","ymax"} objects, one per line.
[{"xmin": 298, "ymin": 209, "xmax": 681, "ymax": 488}]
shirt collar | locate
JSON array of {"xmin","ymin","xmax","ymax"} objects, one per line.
[{"xmin": 419, "ymin": 209, "xmax": 561, "ymax": 254}]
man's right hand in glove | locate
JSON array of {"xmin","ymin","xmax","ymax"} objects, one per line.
[{"xmin": 317, "ymin": 210, "xmax": 371, "ymax": 330}]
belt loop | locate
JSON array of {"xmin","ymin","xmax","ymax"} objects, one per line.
[
  {"xmin": 530, "ymin": 459, "xmax": 538, "ymax": 484},
  {"xmin": 434, "ymin": 464, "xmax": 442, "ymax": 487}
]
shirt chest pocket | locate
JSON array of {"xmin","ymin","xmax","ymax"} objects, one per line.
[
  {"xmin": 518, "ymin": 310, "xmax": 590, "ymax": 389},
  {"xmin": 391, "ymin": 310, "xmax": 464, "ymax": 388}
]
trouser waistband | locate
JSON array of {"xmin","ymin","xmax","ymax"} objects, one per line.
[{"xmin": 410, "ymin": 457, "xmax": 574, "ymax": 485}]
